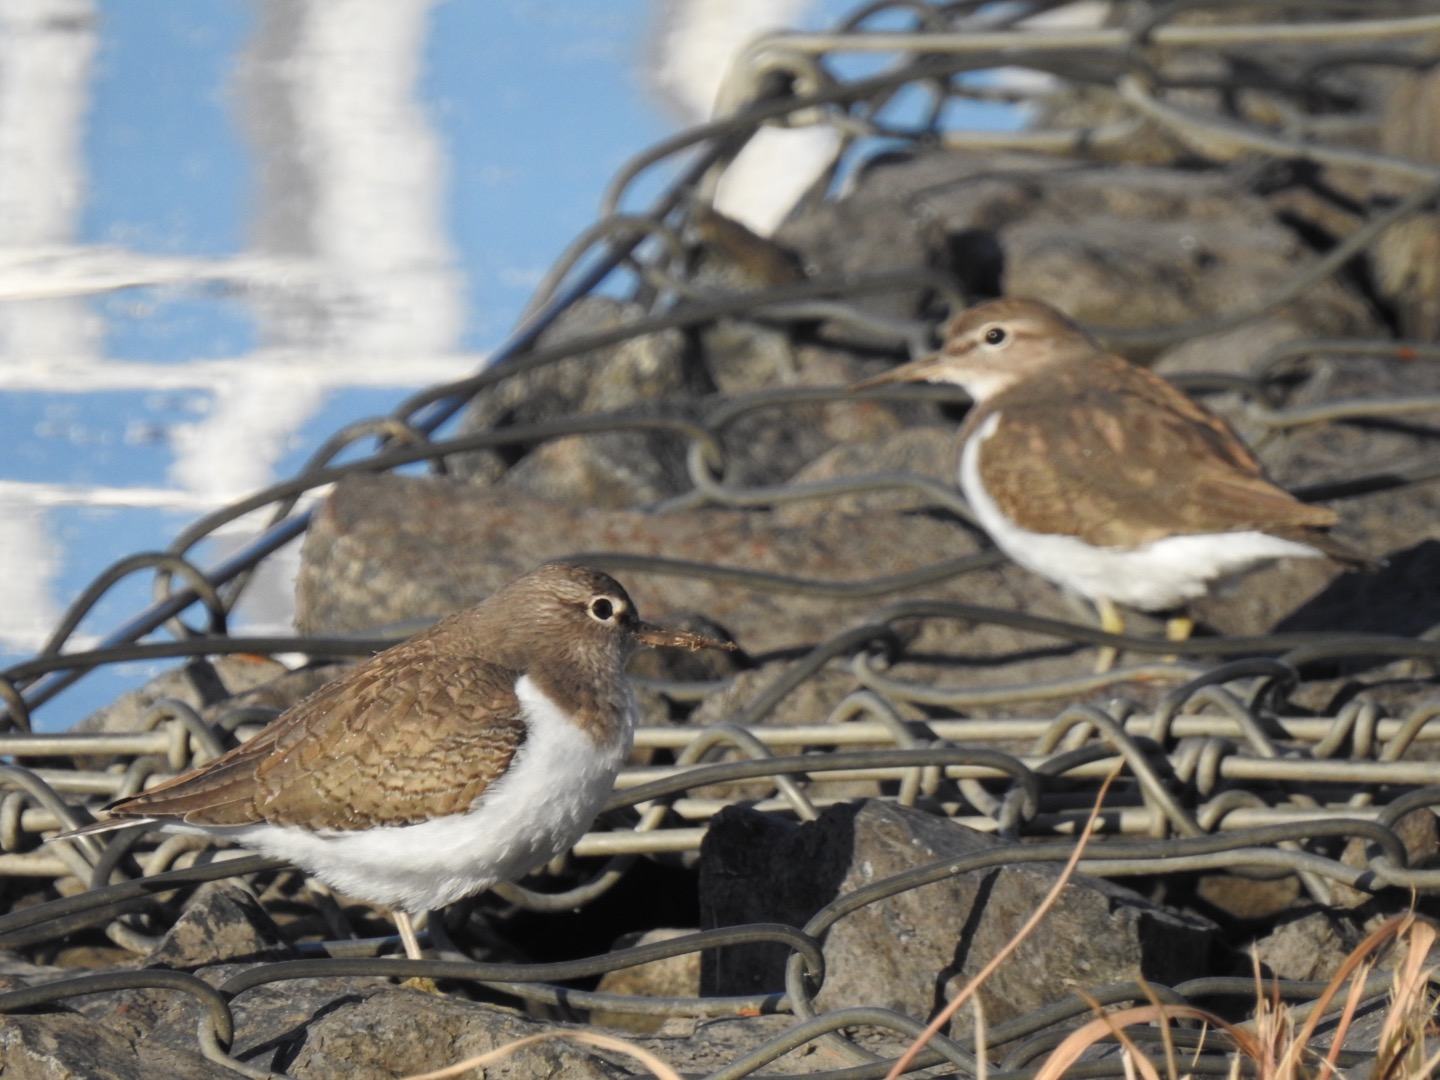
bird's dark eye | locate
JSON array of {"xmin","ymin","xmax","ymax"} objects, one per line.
[
  {"xmin": 589, "ymin": 597, "xmax": 617, "ymax": 622},
  {"xmin": 984, "ymin": 326, "xmax": 1007, "ymax": 346}
]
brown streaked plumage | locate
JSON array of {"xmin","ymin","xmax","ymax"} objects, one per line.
[
  {"xmin": 852, "ymin": 298, "xmax": 1366, "ymax": 665},
  {"xmin": 58, "ymin": 562, "xmax": 732, "ymax": 959}
]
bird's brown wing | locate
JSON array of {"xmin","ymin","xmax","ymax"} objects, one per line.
[
  {"xmin": 972, "ymin": 357, "xmax": 1339, "ymax": 548},
  {"xmin": 106, "ymin": 638, "xmax": 528, "ymax": 832}
]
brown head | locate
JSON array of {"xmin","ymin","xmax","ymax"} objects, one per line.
[
  {"xmin": 850, "ymin": 298, "xmax": 1103, "ymax": 403},
  {"xmin": 427, "ymin": 562, "xmax": 733, "ymax": 745},
  {"xmin": 455, "ymin": 562, "xmax": 733, "ymax": 676}
]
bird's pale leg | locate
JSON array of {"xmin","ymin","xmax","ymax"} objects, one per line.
[
  {"xmin": 394, "ymin": 909, "xmax": 425, "ymax": 961},
  {"xmin": 1094, "ymin": 598, "xmax": 1125, "ymax": 673},
  {"xmin": 1162, "ymin": 614, "xmax": 1195, "ymax": 662},
  {"xmin": 1165, "ymin": 615, "xmax": 1195, "ymax": 644},
  {"xmin": 395, "ymin": 909, "xmax": 447, "ymax": 994}
]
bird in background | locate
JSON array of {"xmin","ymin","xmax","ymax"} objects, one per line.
[
  {"xmin": 852, "ymin": 297, "xmax": 1367, "ymax": 670},
  {"xmin": 58, "ymin": 562, "xmax": 732, "ymax": 960}
]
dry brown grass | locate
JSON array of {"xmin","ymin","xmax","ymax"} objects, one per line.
[{"xmin": 1024, "ymin": 914, "xmax": 1440, "ymax": 1080}]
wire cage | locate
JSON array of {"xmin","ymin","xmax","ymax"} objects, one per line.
[{"xmin": 5, "ymin": 2, "xmax": 1440, "ymax": 1077}]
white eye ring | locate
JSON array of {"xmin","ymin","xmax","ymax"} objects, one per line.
[{"xmin": 588, "ymin": 596, "xmax": 622, "ymax": 623}]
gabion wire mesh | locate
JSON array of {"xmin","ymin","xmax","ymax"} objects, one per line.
[{"xmin": 5, "ymin": 3, "xmax": 1440, "ymax": 1077}]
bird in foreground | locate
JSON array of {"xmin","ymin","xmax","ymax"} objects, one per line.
[
  {"xmin": 852, "ymin": 297, "xmax": 1366, "ymax": 669},
  {"xmin": 59, "ymin": 562, "xmax": 732, "ymax": 960}
]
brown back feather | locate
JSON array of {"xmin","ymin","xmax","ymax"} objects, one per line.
[
  {"xmin": 107, "ymin": 627, "xmax": 528, "ymax": 831},
  {"xmin": 967, "ymin": 355, "xmax": 1343, "ymax": 547}
]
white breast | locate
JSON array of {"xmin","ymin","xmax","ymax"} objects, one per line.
[
  {"xmin": 960, "ymin": 411, "xmax": 1324, "ymax": 612},
  {"xmin": 206, "ymin": 674, "xmax": 635, "ymax": 913}
]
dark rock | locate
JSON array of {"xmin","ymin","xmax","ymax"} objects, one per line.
[
  {"xmin": 143, "ymin": 881, "xmax": 294, "ymax": 971},
  {"xmin": 697, "ymin": 807, "xmax": 846, "ymax": 999},
  {"xmin": 684, "ymin": 205, "xmax": 808, "ymax": 396},
  {"xmin": 777, "ymin": 149, "xmax": 1377, "ymax": 349},
  {"xmin": 714, "ymin": 342, "xmax": 912, "ymax": 489},
  {"xmin": 777, "ymin": 180, "xmax": 931, "ymax": 323},
  {"xmin": 698, "ymin": 800, "xmax": 1217, "ymax": 1037},
  {"xmin": 451, "ymin": 295, "xmax": 702, "ymax": 507}
]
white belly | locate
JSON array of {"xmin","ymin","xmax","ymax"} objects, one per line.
[
  {"xmin": 959, "ymin": 413, "xmax": 1324, "ymax": 611},
  {"xmin": 201, "ymin": 675, "xmax": 633, "ymax": 913}
]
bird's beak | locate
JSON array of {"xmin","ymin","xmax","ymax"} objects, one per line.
[
  {"xmin": 848, "ymin": 349, "xmax": 950, "ymax": 391},
  {"xmin": 635, "ymin": 623, "xmax": 736, "ymax": 652}
]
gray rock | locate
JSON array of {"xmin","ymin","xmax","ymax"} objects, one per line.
[
  {"xmin": 0, "ymin": 1011, "xmax": 220, "ymax": 1080},
  {"xmin": 687, "ymin": 664, "xmax": 861, "ymax": 731},
  {"xmin": 997, "ymin": 167, "xmax": 1372, "ymax": 339},
  {"xmin": 591, "ymin": 927, "xmax": 701, "ymax": 1033},
  {"xmin": 204, "ymin": 664, "xmax": 338, "ymax": 722},
  {"xmin": 143, "ymin": 881, "xmax": 293, "ymax": 971},
  {"xmin": 776, "ymin": 158, "xmax": 940, "ymax": 325},
  {"xmin": 452, "ymin": 295, "xmax": 702, "ymax": 507},
  {"xmin": 279, "ymin": 990, "xmax": 622, "ymax": 1079},
  {"xmin": 33, "ymin": 959, "xmax": 632, "ymax": 1079},
  {"xmin": 774, "ymin": 424, "xmax": 959, "ymax": 527},
  {"xmin": 630, "ymin": 1013, "xmax": 803, "ymax": 1076},
  {"xmin": 293, "ymin": 472, "xmax": 1004, "ymax": 657},
  {"xmin": 1253, "ymin": 909, "xmax": 1358, "ymax": 983},
  {"xmin": 698, "ymin": 800, "xmax": 1217, "ymax": 1037},
  {"xmin": 1315, "ymin": 974, "xmax": 1440, "ymax": 1080},
  {"xmin": 714, "ymin": 341, "xmax": 913, "ymax": 489},
  {"xmin": 448, "ymin": 246, "xmax": 909, "ymax": 506}
]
